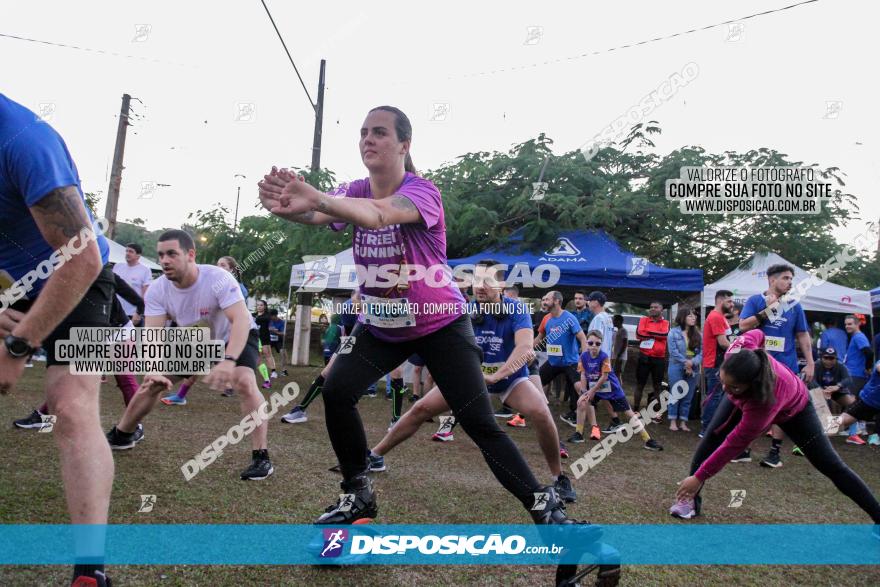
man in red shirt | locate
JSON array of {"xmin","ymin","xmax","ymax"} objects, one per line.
[
  {"xmin": 700, "ymin": 290, "xmax": 735, "ymax": 436},
  {"xmin": 634, "ymin": 301, "xmax": 671, "ymax": 415}
]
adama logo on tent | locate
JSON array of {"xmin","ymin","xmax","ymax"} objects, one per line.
[{"xmin": 539, "ymin": 238, "xmax": 586, "ymax": 262}]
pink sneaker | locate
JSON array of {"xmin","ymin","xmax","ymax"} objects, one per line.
[
  {"xmin": 262, "ymin": 381, "xmax": 271, "ymax": 390},
  {"xmin": 846, "ymin": 435, "xmax": 867, "ymax": 445},
  {"xmin": 670, "ymin": 497, "xmax": 697, "ymax": 519},
  {"xmin": 432, "ymin": 431, "xmax": 454, "ymax": 442}
]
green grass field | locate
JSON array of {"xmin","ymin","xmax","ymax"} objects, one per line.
[{"xmin": 2, "ymin": 365, "xmax": 879, "ymax": 586}]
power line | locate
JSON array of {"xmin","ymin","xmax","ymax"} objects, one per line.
[
  {"xmin": 453, "ymin": 0, "xmax": 820, "ymax": 81},
  {"xmin": 0, "ymin": 32, "xmax": 192, "ymax": 67},
  {"xmin": 259, "ymin": 0, "xmax": 316, "ymax": 112}
]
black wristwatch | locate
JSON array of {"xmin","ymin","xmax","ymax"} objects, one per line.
[{"xmin": 4, "ymin": 335, "xmax": 39, "ymax": 359}]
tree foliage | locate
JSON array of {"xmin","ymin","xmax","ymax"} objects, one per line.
[{"xmin": 181, "ymin": 125, "xmax": 874, "ymax": 297}]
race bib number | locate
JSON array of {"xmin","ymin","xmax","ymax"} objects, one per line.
[
  {"xmin": 639, "ymin": 339, "xmax": 655, "ymax": 350},
  {"xmin": 362, "ymin": 295, "xmax": 415, "ymax": 329},
  {"xmin": 547, "ymin": 344, "xmax": 563, "ymax": 356},
  {"xmin": 765, "ymin": 336, "xmax": 786, "ymax": 352},
  {"xmin": 481, "ymin": 362, "xmax": 503, "ymax": 375}
]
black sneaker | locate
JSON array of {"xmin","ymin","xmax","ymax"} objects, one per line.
[
  {"xmin": 13, "ymin": 409, "xmax": 45, "ymax": 429},
  {"xmin": 730, "ymin": 449, "xmax": 752, "ymax": 463},
  {"xmin": 106, "ymin": 426, "xmax": 136, "ymax": 450},
  {"xmin": 328, "ymin": 463, "xmax": 341, "ymax": 474},
  {"xmin": 643, "ymin": 439, "xmax": 663, "ymax": 451},
  {"xmin": 132, "ymin": 424, "xmax": 145, "ymax": 445},
  {"xmin": 554, "ymin": 474, "xmax": 577, "ymax": 503},
  {"xmin": 494, "ymin": 405, "xmax": 513, "ymax": 418},
  {"xmin": 241, "ymin": 451, "xmax": 274, "ymax": 480},
  {"xmin": 71, "ymin": 569, "xmax": 112, "ymax": 586},
  {"xmin": 368, "ymin": 453, "xmax": 386, "ymax": 472},
  {"xmin": 601, "ymin": 420, "xmax": 623, "ymax": 434},
  {"xmin": 567, "ymin": 431, "xmax": 585, "ymax": 444},
  {"xmin": 316, "ymin": 474, "xmax": 378, "ymax": 524},
  {"xmin": 560, "ymin": 411, "xmax": 578, "ymax": 427},
  {"xmin": 760, "ymin": 450, "xmax": 783, "ymax": 468},
  {"xmin": 282, "ymin": 369, "xmax": 289, "ymax": 377},
  {"xmin": 410, "ymin": 394, "xmax": 420, "ymax": 403}
]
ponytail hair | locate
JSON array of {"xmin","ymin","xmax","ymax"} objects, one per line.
[
  {"xmin": 721, "ymin": 348, "xmax": 777, "ymax": 404},
  {"xmin": 370, "ymin": 105, "xmax": 418, "ymax": 176},
  {"xmin": 404, "ymin": 152, "xmax": 417, "ymax": 174},
  {"xmin": 218, "ymin": 255, "xmax": 242, "ymax": 281}
]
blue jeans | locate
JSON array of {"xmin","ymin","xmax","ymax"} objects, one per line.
[
  {"xmin": 667, "ymin": 363, "xmax": 697, "ymax": 421},
  {"xmin": 700, "ymin": 367, "xmax": 722, "ymax": 433}
]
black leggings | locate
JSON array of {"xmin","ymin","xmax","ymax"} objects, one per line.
[
  {"xmin": 690, "ymin": 395, "xmax": 880, "ymax": 522},
  {"xmin": 321, "ymin": 314, "xmax": 541, "ymax": 504},
  {"xmin": 634, "ymin": 354, "xmax": 665, "ymax": 411},
  {"xmin": 539, "ymin": 362, "xmax": 579, "ymax": 412}
]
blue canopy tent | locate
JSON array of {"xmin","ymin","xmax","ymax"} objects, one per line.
[
  {"xmin": 448, "ymin": 229, "xmax": 703, "ymax": 305},
  {"xmin": 872, "ymin": 286, "xmax": 880, "ymax": 311}
]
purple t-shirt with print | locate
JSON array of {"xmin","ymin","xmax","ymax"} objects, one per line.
[{"xmin": 329, "ymin": 173, "xmax": 464, "ymax": 342}]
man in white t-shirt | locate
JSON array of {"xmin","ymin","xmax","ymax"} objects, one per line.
[
  {"xmin": 586, "ymin": 291, "xmax": 614, "ymax": 356},
  {"xmin": 112, "ymin": 243, "xmax": 152, "ymax": 325},
  {"xmin": 105, "ymin": 230, "xmax": 274, "ymax": 480}
]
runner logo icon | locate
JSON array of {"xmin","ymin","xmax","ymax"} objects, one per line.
[
  {"xmin": 320, "ymin": 528, "xmax": 349, "ymax": 558},
  {"xmin": 531, "ymin": 492, "xmax": 550, "ymax": 511}
]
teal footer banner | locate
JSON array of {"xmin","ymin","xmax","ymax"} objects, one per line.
[{"xmin": 0, "ymin": 524, "xmax": 877, "ymax": 565}]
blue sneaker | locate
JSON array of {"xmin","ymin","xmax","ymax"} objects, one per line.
[
  {"xmin": 368, "ymin": 453, "xmax": 386, "ymax": 472},
  {"xmin": 160, "ymin": 394, "xmax": 186, "ymax": 406}
]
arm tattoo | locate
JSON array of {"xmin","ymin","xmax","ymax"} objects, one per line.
[
  {"xmin": 30, "ymin": 186, "xmax": 92, "ymax": 241},
  {"xmin": 390, "ymin": 195, "xmax": 417, "ymax": 212},
  {"xmin": 316, "ymin": 197, "xmax": 331, "ymax": 213},
  {"xmin": 292, "ymin": 210, "xmax": 316, "ymax": 223}
]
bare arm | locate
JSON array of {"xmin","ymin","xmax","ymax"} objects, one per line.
[
  {"xmin": 576, "ymin": 329, "xmax": 588, "ymax": 354},
  {"xmin": 222, "ymin": 301, "xmax": 252, "ymax": 361},
  {"xmin": 492, "ymin": 328, "xmax": 535, "ymax": 381},
  {"xmin": 13, "ymin": 186, "xmax": 103, "ymax": 346},
  {"xmin": 315, "ymin": 192, "xmax": 422, "ymax": 230}
]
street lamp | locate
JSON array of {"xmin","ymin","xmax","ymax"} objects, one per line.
[{"xmin": 233, "ymin": 174, "xmax": 247, "ymax": 233}]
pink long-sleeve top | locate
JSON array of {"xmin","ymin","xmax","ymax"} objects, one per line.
[{"xmin": 694, "ymin": 329, "xmax": 809, "ymax": 482}]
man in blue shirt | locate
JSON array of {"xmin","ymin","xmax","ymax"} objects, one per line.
[
  {"xmin": 0, "ymin": 93, "xmax": 115, "ymax": 586},
  {"xmin": 365, "ymin": 260, "xmax": 577, "ymax": 503},
  {"xmin": 571, "ymin": 291, "xmax": 594, "ymax": 332},
  {"xmin": 844, "ymin": 314, "xmax": 874, "ymax": 394},
  {"xmin": 819, "ymin": 317, "xmax": 848, "ymax": 358},
  {"xmin": 535, "ymin": 291, "xmax": 589, "ymax": 428},
  {"xmin": 739, "ymin": 263, "xmax": 814, "ymax": 469}
]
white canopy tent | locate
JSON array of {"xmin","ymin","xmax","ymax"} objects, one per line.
[
  {"xmin": 285, "ymin": 248, "xmax": 356, "ymax": 365},
  {"xmin": 703, "ymin": 251, "xmax": 872, "ymax": 315},
  {"xmin": 107, "ymin": 239, "xmax": 162, "ymax": 271}
]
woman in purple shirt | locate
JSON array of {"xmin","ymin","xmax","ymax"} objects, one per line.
[{"xmin": 258, "ymin": 106, "xmax": 578, "ymax": 529}]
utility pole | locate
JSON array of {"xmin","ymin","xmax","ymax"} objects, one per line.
[
  {"xmin": 310, "ymin": 59, "xmax": 326, "ymax": 174},
  {"xmin": 104, "ymin": 94, "xmax": 131, "ymax": 240},
  {"xmin": 233, "ymin": 174, "xmax": 246, "ymax": 233}
]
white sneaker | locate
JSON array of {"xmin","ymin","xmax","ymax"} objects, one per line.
[
  {"xmin": 280, "ymin": 407, "xmax": 307, "ymax": 423},
  {"xmin": 271, "ymin": 372, "xmax": 278, "ymax": 380}
]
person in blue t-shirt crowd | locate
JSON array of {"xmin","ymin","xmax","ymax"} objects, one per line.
[
  {"xmin": 535, "ymin": 290, "xmax": 589, "ymax": 430},
  {"xmin": 833, "ymin": 358, "xmax": 880, "ymax": 447},
  {"xmin": 568, "ymin": 329, "xmax": 663, "ymax": 451},
  {"xmin": 843, "ymin": 314, "xmax": 874, "ymax": 394},
  {"xmin": 570, "ymin": 291, "xmax": 594, "ymax": 332},
  {"xmin": 738, "ymin": 263, "xmax": 815, "ymax": 469},
  {"xmin": 819, "ymin": 316, "xmax": 849, "ymax": 358},
  {"xmin": 1, "ymin": 93, "xmax": 116, "ymax": 587},
  {"xmin": 365, "ymin": 260, "xmax": 577, "ymax": 503}
]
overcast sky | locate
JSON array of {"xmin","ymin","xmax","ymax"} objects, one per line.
[{"xmin": 4, "ymin": 0, "xmax": 877, "ymax": 250}]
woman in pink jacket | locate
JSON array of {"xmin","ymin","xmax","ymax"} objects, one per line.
[{"xmin": 670, "ymin": 329, "xmax": 880, "ymax": 524}]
